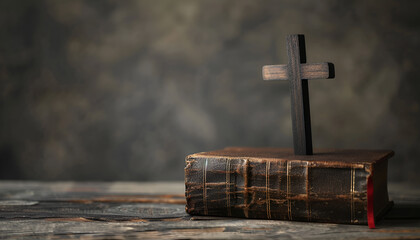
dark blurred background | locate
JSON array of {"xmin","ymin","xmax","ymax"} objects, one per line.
[{"xmin": 0, "ymin": 0, "xmax": 419, "ymax": 182}]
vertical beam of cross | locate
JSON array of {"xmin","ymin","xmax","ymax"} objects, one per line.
[{"xmin": 262, "ymin": 34, "xmax": 335, "ymax": 155}]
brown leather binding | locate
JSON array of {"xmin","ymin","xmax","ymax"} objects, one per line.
[{"xmin": 185, "ymin": 147, "xmax": 393, "ymax": 224}]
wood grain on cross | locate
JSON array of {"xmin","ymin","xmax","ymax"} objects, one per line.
[{"xmin": 262, "ymin": 34, "xmax": 335, "ymax": 155}]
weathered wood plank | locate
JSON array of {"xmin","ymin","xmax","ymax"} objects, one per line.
[
  {"xmin": 0, "ymin": 181, "xmax": 184, "ymax": 194},
  {"xmin": 0, "ymin": 181, "xmax": 419, "ymax": 239}
]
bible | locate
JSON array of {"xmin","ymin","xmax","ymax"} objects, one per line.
[
  {"xmin": 184, "ymin": 35, "xmax": 393, "ymax": 228},
  {"xmin": 185, "ymin": 147, "xmax": 393, "ymax": 225}
]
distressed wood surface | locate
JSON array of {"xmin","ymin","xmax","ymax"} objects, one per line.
[{"xmin": 0, "ymin": 181, "xmax": 419, "ymax": 239}]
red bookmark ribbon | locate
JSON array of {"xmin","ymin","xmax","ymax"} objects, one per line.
[{"xmin": 367, "ymin": 176, "xmax": 375, "ymax": 229}]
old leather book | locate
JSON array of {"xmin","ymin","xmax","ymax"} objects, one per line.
[{"xmin": 185, "ymin": 147, "xmax": 393, "ymax": 226}]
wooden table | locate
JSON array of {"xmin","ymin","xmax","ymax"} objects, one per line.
[{"xmin": 0, "ymin": 181, "xmax": 419, "ymax": 239}]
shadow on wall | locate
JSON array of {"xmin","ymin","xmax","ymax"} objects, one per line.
[{"xmin": 0, "ymin": 0, "xmax": 420, "ymax": 182}]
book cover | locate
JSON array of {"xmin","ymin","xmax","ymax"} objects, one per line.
[{"xmin": 185, "ymin": 147, "xmax": 393, "ymax": 226}]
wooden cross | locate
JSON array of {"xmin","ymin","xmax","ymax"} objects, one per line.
[{"xmin": 262, "ymin": 34, "xmax": 335, "ymax": 155}]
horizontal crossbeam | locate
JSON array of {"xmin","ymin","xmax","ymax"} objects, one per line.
[{"xmin": 262, "ymin": 62, "xmax": 335, "ymax": 81}]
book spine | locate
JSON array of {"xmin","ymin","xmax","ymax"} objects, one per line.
[{"xmin": 185, "ymin": 157, "xmax": 370, "ymax": 224}]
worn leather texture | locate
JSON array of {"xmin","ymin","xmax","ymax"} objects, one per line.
[{"xmin": 185, "ymin": 147, "xmax": 393, "ymax": 224}]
